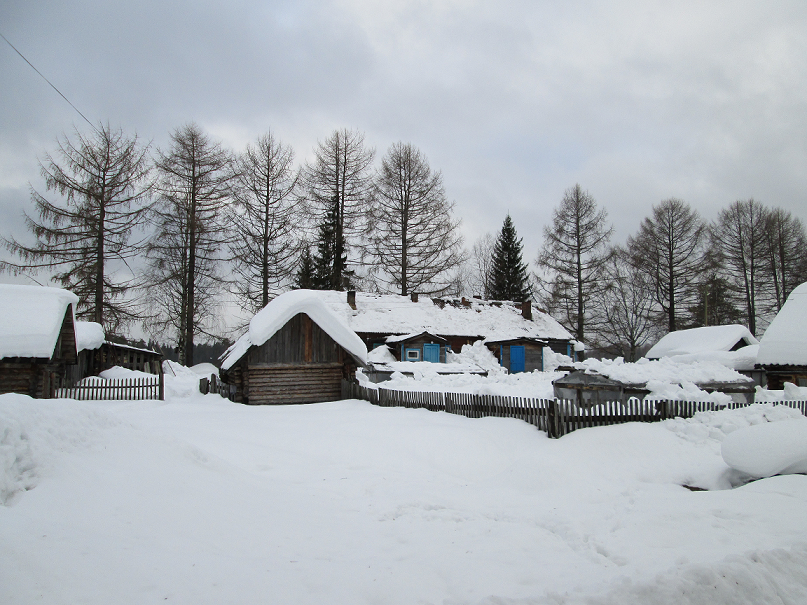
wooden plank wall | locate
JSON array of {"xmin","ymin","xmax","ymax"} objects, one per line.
[{"xmin": 247, "ymin": 364, "xmax": 343, "ymax": 405}]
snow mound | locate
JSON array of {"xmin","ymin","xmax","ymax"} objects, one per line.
[
  {"xmin": 575, "ymin": 356, "xmax": 751, "ymax": 386},
  {"xmin": 757, "ymin": 281, "xmax": 807, "ymax": 365},
  {"xmin": 663, "ymin": 403, "xmax": 803, "ymax": 446},
  {"xmin": 99, "ymin": 366, "xmax": 153, "ymax": 380},
  {"xmin": 721, "ymin": 418, "xmax": 807, "ymax": 478},
  {"xmin": 221, "ymin": 290, "xmax": 368, "ymax": 370},
  {"xmin": 0, "ymin": 394, "xmax": 120, "ymax": 505},
  {"xmin": 74, "ymin": 321, "xmax": 105, "ymax": 352},
  {"xmin": 367, "ymin": 345, "xmax": 397, "ymax": 364},
  {"xmin": 543, "ymin": 346, "xmax": 574, "ymax": 371},
  {"xmin": 190, "ymin": 362, "xmax": 219, "ymax": 377},
  {"xmin": 755, "ymin": 382, "xmax": 807, "ymax": 402},
  {"xmin": 0, "ymin": 285, "xmax": 78, "ymax": 359},
  {"xmin": 447, "ymin": 341, "xmax": 505, "ymax": 374}
]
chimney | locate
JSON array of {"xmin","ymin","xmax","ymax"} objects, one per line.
[
  {"xmin": 347, "ymin": 290, "xmax": 356, "ymax": 310},
  {"xmin": 522, "ymin": 300, "xmax": 532, "ymax": 320},
  {"xmin": 410, "ymin": 292, "xmax": 418, "ymax": 303}
]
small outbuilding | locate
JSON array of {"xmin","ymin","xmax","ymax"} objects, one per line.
[
  {"xmin": 385, "ymin": 331, "xmax": 449, "ymax": 363},
  {"xmin": 756, "ymin": 282, "xmax": 807, "ymax": 389},
  {"xmin": 484, "ymin": 337, "xmax": 547, "ymax": 373},
  {"xmin": 220, "ymin": 290, "xmax": 368, "ymax": 405},
  {"xmin": 0, "ymin": 285, "xmax": 78, "ymax": 398}
]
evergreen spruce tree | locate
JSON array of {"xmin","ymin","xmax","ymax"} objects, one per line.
[
  {"xmin": 294, "ymin": 247, "xmax": 316, "ymax": 289},
  {"xmin": 311, "ymin": 197, "xmax": 347, "ymax": 290},
  {"xmin": 488, "ymin": 214, "xmax": 531, "ymax": 301}
]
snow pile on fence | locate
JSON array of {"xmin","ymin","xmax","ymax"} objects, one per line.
[
  {"xmin": 758, "ymin": 281, "xmax": 807, "ymax": 365},
  {"xmin": 221, "ymin": 290, "xmax": 368, "ymax": 370},
  {"xmin": 663, "ymin": 403, "xmax": 803, "ymax": 447},
  {"xmin": 74, "ymin": 321, "xmax": 105, "ymax": 352},
  {"xmin": 755, "ymin": 382, "xmax": 807, "ymax": 402},
  {"xmin": 576, "ymin": 356, "xmax": 751, "ymax": 386},
  {"xmin": 0, "ymin": 285, "xmax": 78, "ymax": 359}
]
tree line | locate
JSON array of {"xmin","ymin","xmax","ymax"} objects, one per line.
[
  {"xmin": 3, "ymin": 123, "xmax": 806, "ymax": 364},
  {"xmin": 1, "ymin": 123, "xmax": 465, "ymax": 365}
]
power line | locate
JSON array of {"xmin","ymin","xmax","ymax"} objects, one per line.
[{"xmin": 0, "ymin": 30, "xmax": 98, "ymax": 133}]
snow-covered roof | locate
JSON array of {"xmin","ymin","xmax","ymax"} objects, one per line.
[
  {"xmin": 75, "ymin": 321, "xmax": 105, "ymax": 352},
  {"xmin": 757, "ymin": 282, "xmax": 807, "ymax": 366},
  {"xmin": 309, "ymin": 291, "xmax": 572, "ymax": 342},
  {"xmin": 221, "ymin": 290, "xmax": 368, "ymax": 371},
  {"xmin": 646, "ymin": 325, "xmax": 759, "ymax": 359},
  {"xmin": 0, "ymin": 284, "xmax": 78, "ymax": 359}
]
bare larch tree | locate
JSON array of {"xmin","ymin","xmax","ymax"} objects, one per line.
[
  {"xmin": 144, "ymin": 123, "xmax": 234, "ymax": 366},
  {"xmin": 2, "ymin": 124, "xmax": 152, "ymax": 332},
  {"xmin": 761, "ymin": 207, "xmax": 807, "ymax": 315},
  {"xmin": 710, "ymin": 199, "xmax": 769, "ymax": 335},
  {"xmin": 228, "ymin": 132, "xmax": 299, "ymax": 314},
  {"xmin": 536, "ymin": 184, "xmax": 613, "ymax": 342},
  {"xmin": 628, "ymin": 198, "xmax": 705, "ymax": 333},
  {"xmin": 368, "ymin": 142, "xmax": 465, "ymax": 295}
]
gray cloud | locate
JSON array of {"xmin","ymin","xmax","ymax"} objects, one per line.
[{"xmin": 2, "ymin": 0, "xmax": 806, "ymax": 272}]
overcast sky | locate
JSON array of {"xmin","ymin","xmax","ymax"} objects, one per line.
[{"xmin": 2, "ymin": 0, "xmax": 806, "ymax": 275}]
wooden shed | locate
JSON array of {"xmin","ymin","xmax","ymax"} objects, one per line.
[
  {"xmin": 0, "ymin": 285, "xmax": 79, "ymax": 398},
  {"xmin": 485, "ymin": 337, "xmax": 547, "ymax": 373},
  {"xmin": 220, "ymin": 291, "xmax": 368, "ymax": 405}
]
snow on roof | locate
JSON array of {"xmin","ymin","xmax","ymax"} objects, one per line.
[
  {"xmin": 0, "ymin": 285, "xmax": 78, "ymax": 360},
  {"xmin": 221, "ymin": 290, "xmax": 368, "ymax": 370},
  {"xmin": 75, "ymin": 321, "xmax": 105, "ymax": 352},
  {"xmin": 309, "ymin": 291, "xmax": 572, "ymax": 342},
  {"xmin": 757, "ymin": 282, "xmax": 807, "ymax": 366},
  {"xmin": 574, "ymin": 356, "xmax": 752, "ymax": 386},
  {"xmin": 646, "ymin": 325, "xmax": 759, "ymax": 359}
]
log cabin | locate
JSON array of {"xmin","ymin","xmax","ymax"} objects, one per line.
[
  {"xmin": 0, "ymin": 285, "xmax": 78, "ymax": 398},
  {"xmin": 220, "ymin": 290, "xmax": 368, "ymax": 405}
]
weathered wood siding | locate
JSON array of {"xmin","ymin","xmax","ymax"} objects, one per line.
[
  {"xmin": 245, "ymin": 364, "xmax": 344, "ymax": 405},
  {"xmin": 229, "ymin": 313, "xmax": 357, "ymax": 405}
]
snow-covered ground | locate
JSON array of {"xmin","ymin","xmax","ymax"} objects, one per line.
[{"xmin": 3, "ymin": 385, "xmax": 807, "ymax": 604}]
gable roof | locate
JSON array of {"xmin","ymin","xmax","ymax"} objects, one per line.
[
  {"xmin": 0, "ymin": 285, "xmax": 78, "ymax": 359},
  {"xmin": 757, "ymin": 282, "xmax": 807, "ymax": 366},
  {"xmin": 309, "ymin": 291, "xmax": 572, "ymax": 342},
  {"xmin": 221, "ymin": 290, "xmax": 369, "ymax": 371},
  {"xmin": 646, "ymin": 325, "xmax": 759, "ymax": 359}
]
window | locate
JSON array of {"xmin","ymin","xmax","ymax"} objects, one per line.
[{"xmin": 405, "ymin": 348, "xmax": 421, "ymax": 361}]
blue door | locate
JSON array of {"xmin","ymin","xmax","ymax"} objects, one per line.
[
  {"xmin": 423, "ymin": 343, "xmax": 440, "ymax": 363},
  {"xmin": 510, "ymin": 346, "xmax": 525, "ymax": 373}
]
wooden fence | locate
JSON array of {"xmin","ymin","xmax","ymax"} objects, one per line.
[
  {"xmin": 57, "ymin": 375, "xmax": 164, "ymax": 401},
  {"xmin": 341, "ymin": 380, "xmax": 807, "ymax": 438}
]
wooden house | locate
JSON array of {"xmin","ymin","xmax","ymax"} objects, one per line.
[
  {"xmin": 0, "ymin": 285, "xmax": 79, "ymax": 398},
  {"xmin": 220, "ymin": 290, "xmax": 367, "ymax": 405},
  {"xmin": 310, "ymin": 291, "xmax": 577, "ymax": 368},
  {"xmin": 756, "ymin": 282, "xmax": 807, "ymax": 389}
]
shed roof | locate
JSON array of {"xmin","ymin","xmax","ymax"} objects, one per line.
[
  {"xmin": 310, "ymin": 291, "xmax": 572, "ymax": 342},
  {"xmin": 0, "ymin": 285, "xmax": 78, "ymax": 360},
  {"xmin": 221, "ymin": 290, "xmax": 369, "ymax": 370},
  {"xmin": 646, "ymin": 325, "xmax": 758, "ymax": 359},
  {"xmin": 757, "ymin": 282, "xmax": 807, "ymax": 366}
]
